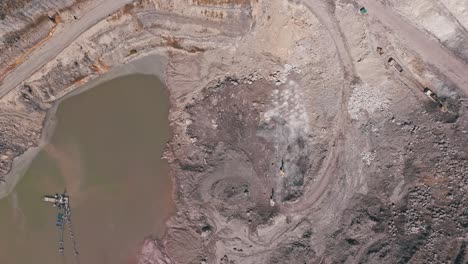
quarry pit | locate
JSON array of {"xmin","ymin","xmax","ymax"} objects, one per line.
[{"xmin": 1, "ymin": 0, "xmax": 468, "ymax": 263}]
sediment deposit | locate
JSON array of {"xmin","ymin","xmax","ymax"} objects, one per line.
[{"xmin": 1, "ymin": 0, "xmax": 468, "ymax": 263}]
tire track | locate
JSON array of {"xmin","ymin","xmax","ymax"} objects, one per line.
[{"xmin": 361, "ymin": 0, "xmax": 468, "ymax": 95}]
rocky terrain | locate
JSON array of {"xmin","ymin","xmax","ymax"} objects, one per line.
[{"xmin": 1, "ymin": 0, "xmax": 468, "ymax": 263}]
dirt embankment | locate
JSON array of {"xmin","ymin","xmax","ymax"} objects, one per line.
[{"xmin": 1, "ymin": 0, "xmax": 468, "ymax": 263}]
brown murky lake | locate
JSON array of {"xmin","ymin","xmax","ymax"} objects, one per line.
[{"xmin": 0, "ymin": 74, "xmax": 174, "ymax": 264}]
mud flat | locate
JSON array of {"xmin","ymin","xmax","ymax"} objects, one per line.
[{"xmin": 0, "ymin": 57, "xmax": 174, "ymax": 264}]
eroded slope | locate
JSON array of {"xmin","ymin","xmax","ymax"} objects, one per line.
[{"xmin": 1, "ymin": 0, "xmax": 468, "ymax": 263}]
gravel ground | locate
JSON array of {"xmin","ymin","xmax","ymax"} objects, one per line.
[{"xmin": 1, "ymin": 0, "xmax": 468, "ymax": 263}]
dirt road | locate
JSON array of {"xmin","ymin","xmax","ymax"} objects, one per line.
[
  {"xmin": 302, "ymin": 0, "xmax": 355, "ymax": 78},
  {"xmin": 0, "ymin": 0, "xmax": 132, "ymax": 99},
  {"xmin": 279, "ymin": 0, "xmax": 354, "ymax": 212},
  {"xmin": 360, "ymin": 0, "xmax": 468, "ymax": 95}
]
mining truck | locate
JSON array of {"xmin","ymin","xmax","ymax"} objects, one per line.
[
  {"xmin": 423, "ymin": 87, "xmax": 439, "ymax": 103},
  {"xmin": 388, "ymin": 57, "xmax": 403, "ymax": 73}
]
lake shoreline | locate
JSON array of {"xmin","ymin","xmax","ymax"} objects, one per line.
[{"xmin": 0, "ymin": 54, "xmax": 169, "ymax": 200}]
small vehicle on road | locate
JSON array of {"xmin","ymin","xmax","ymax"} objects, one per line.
[
  {"xmin": 423, "ymin": 87, "xmax": 439, "ymax": 103},
  {"xmin": 388, "ymin": 57, "xmax": 403, "ymax": 72}
]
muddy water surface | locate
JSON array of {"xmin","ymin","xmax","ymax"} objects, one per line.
[{"xmin": 0, "ymin": 74, "xmax": 174, "ymax": 264}]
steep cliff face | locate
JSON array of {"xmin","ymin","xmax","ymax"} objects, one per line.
[
  {"xmin": 0, "ymin": 0, "xmax": 35, "ymax": 20},
  {"xmin": 1, "ymin": 0, "xmax": 468, "ymax": 263},
  {"xmin": 0, "ymin": 0, "xmax": 73, "ymax": 34},
  {"xmin": 0, "ymin": 0, "xmax": 93, "ymax": 181},
  {"xmin": 0, "ymin": 0, "xmax": 255, "ymax": 182},
  {"xmin": 0, "ymin": 0, "xmax": 83, "ymax": 76}
]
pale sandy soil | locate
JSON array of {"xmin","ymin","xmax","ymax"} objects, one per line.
[{"xmin": 1, "ymin": 0, "xmax": 468, "ymax": 263}]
